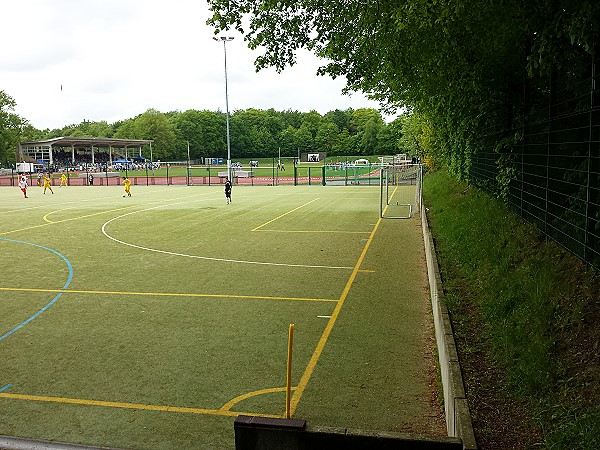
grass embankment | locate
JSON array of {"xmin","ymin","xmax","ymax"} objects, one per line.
[{"xmin": 423, "ymin": 170, "xmax": 599, "ymax": 449}]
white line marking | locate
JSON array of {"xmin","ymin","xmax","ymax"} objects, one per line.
[
  {"xmin": 101, "ymin": 203, "xmax": 354, "ymax": 270},
  {"xmin": 317, "ymin": 315, "xmax": 332, "ymax": 319}
]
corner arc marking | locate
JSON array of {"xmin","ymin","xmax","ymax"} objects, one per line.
[{"xmin": 220, "ymin": 386, "xmax": 295, "ymax": 412}]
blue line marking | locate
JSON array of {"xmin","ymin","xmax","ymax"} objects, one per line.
[
  {"xmin": 0, "ymin": 384, "xmax": 12, "ymax": 392},
  {"xmin": 0, "ymin": 238, "xmax": 74, "ymax": 343}
]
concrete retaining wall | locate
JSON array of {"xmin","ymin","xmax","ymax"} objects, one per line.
[{"xmin": 421, "ymin": 209, "xmax": 477, "ymax": 449}]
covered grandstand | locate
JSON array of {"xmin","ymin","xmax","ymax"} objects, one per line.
[{"xmin": 17, "ymin": 137, "xmax": 153, "ymax": 168}]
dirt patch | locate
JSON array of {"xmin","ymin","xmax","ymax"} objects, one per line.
[
  {"xmin": 446, "ymin": 277, "xmax": 543, "ymax": 449},
  {"xmin": 552, "ymin": 252, "xmax": 600, "ymax": 412}
]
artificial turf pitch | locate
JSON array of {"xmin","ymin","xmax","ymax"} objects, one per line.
[{"xmin": 0, "ymin": 184, "xmax": 443, "ymax": 449}]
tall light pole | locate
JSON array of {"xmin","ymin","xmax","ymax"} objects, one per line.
[{"xmin": 213, "ymin": 36, "xmax": 234, "ymax": 181}]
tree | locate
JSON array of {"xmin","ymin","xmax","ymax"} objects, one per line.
[
  {"xmin": 170, "ymin": 109, "xmax": 226, "ymax": 160},
  {"xmin": 398, "ymin": 112, "xmax": 434, "ymax": 163},
  {"xmin": 375, "ymin": 118, "xmax": 403, "ymax": 156},
  {"xmin": 295, "ymin": 125, "xmax": 314, "ymax": 153},
  {"xmin": 298, "ymin": 111, "xmax": 322, "ymax": 140},
  {"xmin": 133, "ymin": 109, "xmax": 177, "ymax": 160},
  {"xmin": 207, "ymin": 0, "xmax": 600, "ymax": 179},
  {"xmin": 315, "ymin": 121, "xmax": 340, "ymax": 155},
  {"xmin": 279, "ymin": 125, "xmax": 299, "ymax": 156},
  {"xmin": 324, "ymin": 108, "xmax": 352, "ymax": 132},
  {"xmin": 0, "ymin": 90, "xmax": 26, "ymax": 165},
  {"xmin": 114, "ymin": 119, "xmax": 136, "ymax": 140},
  {"xmin": 350, "ymin": 108, "xmax": 384, "ymax": 155}
]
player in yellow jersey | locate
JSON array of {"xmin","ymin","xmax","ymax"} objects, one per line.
[
  {"xmin": 43, "ymin": 173, "xmax": 54, "ymax": 194},
  {"xmin": 122, "ymin": 177, "xmax": 131, "ymax": 197},
  {"xmin": 59, "ymin": 173, "xmax": 68, "ymax": 187}
]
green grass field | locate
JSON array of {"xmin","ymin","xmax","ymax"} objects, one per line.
[{"xmin": 0, "ymin": 183, "xmax": 443, "ymax": 449}]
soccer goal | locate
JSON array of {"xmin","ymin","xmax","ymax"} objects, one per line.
[{"xmin": 379, "ymin": 164, "xmax": 422, "ymax": 219}]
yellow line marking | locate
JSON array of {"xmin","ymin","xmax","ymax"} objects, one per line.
[
  {"xmin": 253, "ymin": 229, "xmax": 370, "ymax": 234},
  {"xmin": 42, "ymin": 212, "xmax": 57, "ymax": 223},
  {"xmin": 0, "ymin": 221, "xmax": 63, "ymax": 237},
  {"xmin": 0, "ymin": 287, "xmax": 337, "ymax": 303},
  {"xmin": 0, "ymin": 206, "xmax": 139, "ymax": 236},
  {"xmin": 220, "ymin": 386, "xmax": 295, "ymax": 411},
  {"xmin": 42, "ymin": 205, "xmax": 138, "ymax": 224},
  {"xmin": 251, "ymin": 198, "xmax": 319, "ymax": 231},
  {"xmin": 0, "ymin": 392, "xmax": 281, "ymax": 419},
  {"xmin": 0, "ymin": 186, "xmax": 191, "ymax": 217},
  {"xmin": 289, "ymin": 188, "xmax": 396, "ymax": 416},
  {"xmin": 0, "ymin": 190, "xmax": 207, "ymax": 236}
]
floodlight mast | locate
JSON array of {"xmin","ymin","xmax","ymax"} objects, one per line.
[{"xmin": 213, "ymin": 36, "xmax": 234, "ymax": 181}]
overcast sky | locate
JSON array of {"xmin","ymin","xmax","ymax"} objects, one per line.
[{"xmin": 0, "ymin": 0, "xmax": 394, "ymax": 130}]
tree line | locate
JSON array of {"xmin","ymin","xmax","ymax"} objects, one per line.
[
  {"xmin": 0, "ymin": 95, "xmax": 406, "ymax": 165},
  {"xmin": 207, "ymin": 0, "xmax": 599, "ymax": 180}
]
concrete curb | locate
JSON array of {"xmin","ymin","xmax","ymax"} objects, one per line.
[
  {"xmin": 421, "ymin": 209, "xmax": 477, "ymax": 450},
  {"xmin": 0, "ymin": 435, "xmax": 122, "ymax": 450}
]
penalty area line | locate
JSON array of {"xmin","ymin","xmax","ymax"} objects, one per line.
[{"xmin": 251, "ymin": 198, "xmax": 319, "ymax": 232}]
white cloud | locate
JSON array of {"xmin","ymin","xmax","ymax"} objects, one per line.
[{"xmin": 0, "ymin": 0, "xmax": 394, "ymax": 129}]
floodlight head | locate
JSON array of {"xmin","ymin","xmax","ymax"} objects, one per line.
[{"xmin": 212, "ymin": 37, "xmax": 219, "ymax": 41}]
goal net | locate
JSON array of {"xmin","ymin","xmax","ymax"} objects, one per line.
[{"xmin": 379, "ymin": 164, "xmax": 422, "ymax": 219}]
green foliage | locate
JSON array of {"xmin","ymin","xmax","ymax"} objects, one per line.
[
  {"xmin": 545, "ymin": 410, "xmax": 600, "ymax": 450},
  {"xmin": 131, "ymin": 109, "xmax": 177, "ymax": 160},
  {"xmin": 425, "ymin": 170, "xmax": 559, "ymax": 394},
  {"xmin": 398, "ymin": 112, "xmax": 434, "ymax": 161},
  {"xmin": 170, "ymin": 109, "xmax": 226, "ymax": 159},
  {"xmin": 206, "ymin": 0, "xmax": 600, "ymax": 180},
  {"xmin": 0, "ymin": 90, "xmax": 27, "ymax": 165},
  {"xmin": 6, "ymin": 93, "xmax": 398, "ymax": 161},
  {"xmin": 424, "ymin": 169, "xmax": 600, "ymax": 448}
]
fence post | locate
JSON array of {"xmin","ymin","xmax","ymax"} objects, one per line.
[
  {"xmin": 585, "ymin": 55, "xmax": 599, "ymax": 264},
  {"xmin": 545, "ymin": 70, "xmax": 558, "ymax": 237}
]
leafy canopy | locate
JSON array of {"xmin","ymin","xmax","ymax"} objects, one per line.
[{"xmin": 207, "ymin": 0, "xmax": 600, "ymax": 179}]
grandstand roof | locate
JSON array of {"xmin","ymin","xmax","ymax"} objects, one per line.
[{"xmin": 20, "ymin": 137, "xmax": 153, "ymax": 148}]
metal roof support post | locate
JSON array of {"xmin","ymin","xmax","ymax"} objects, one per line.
[
  {"xmin": 91, "ymin": 145, "xmax": 95, "ymax": 165},
  {"xmin": 71, "ymin": 144, "xmax": 75, "ymax": 164}
]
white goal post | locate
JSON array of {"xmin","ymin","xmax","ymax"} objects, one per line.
[{"xmin": 379, "ymin": 164, "xmax": 422, "ymax": 219}]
